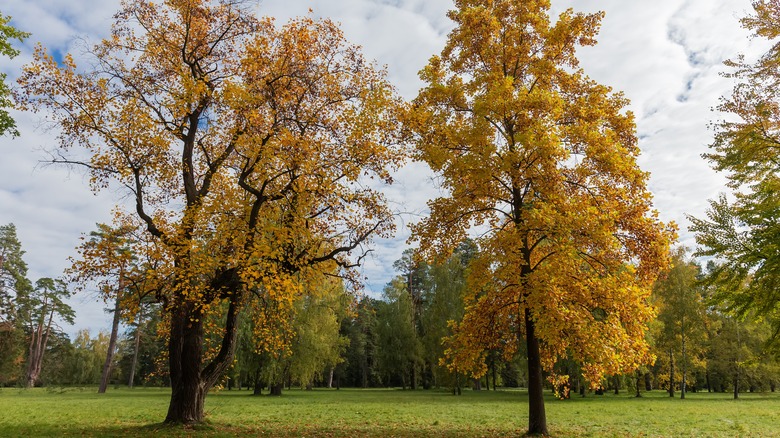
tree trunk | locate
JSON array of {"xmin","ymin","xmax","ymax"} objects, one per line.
[
  {"xmin": 525, "ymin": 308, "xmax": 548, "ymax": 436},
  {"xmin": 327, "ymin": 367, "xmax": 334, "ymax": 389},
  {"xmin": 644, "ymin": 372, "xmax": 652, "ymax": 391},
  {"xmin": 270, "ymin": 383, "xmax": 283, "ymax": 396},
  {"xmin": 164, "ymin": 295, "xmax": 240, "ymax": 424},
  {"xmin": 613, "ymin": 375, "xmax": 620, "ymax": 395},
  {"xmin": 635, "ymin": 370, "xmax": 642, "ymax": 398},
  {"xmin": 680, "ymin": 317, "xmax": 686, "ymax": 399},
  {"xmin": 128, "ymin": 317, "xmax": 143, "ymax": 388},
  {"xmin": 26, "ymin": 306, "xmax": 54, "ymax": 388},
  {"xmin": 668, "ymin": 347, "xmax": 674, "ymax": 397},
  {"xmin": 733, "ymin": 369, "xmax": 739, "ymax": 400},
  {"xmin": 491, "ymin": 359, "xmax": 497, "ymax": 391},
  {"xmin": 99, "ymin": 295, "xmax": 122, "ymax": 393}
]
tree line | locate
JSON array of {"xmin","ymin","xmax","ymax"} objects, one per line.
[{"xmin": 2, "ymin": 226, "xmax": 778, "ymax": 400}]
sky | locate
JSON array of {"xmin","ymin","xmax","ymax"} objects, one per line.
[{"xmin": 0, "ymin": 0, "xmax": 769, "ymax": 337}]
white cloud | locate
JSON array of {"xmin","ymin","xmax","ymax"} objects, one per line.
[{"xmin": 0, "ymin": 0, "xmax": 766, "ymax": 336}]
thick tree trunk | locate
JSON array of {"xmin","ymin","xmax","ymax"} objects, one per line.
[
  {"xmin": 164, "ymin": 295, "xmax": 240, "ymax": 424},
  {"xmin": 165, "ymin": 303, "xmax": 206, "ymax": 423},
  {"xmin": 128, "ymin": 317, "xmax": 143, "ymax": 388},
  {"xmin": 525, "ymin": 308, "xmax": 548, "ymax": 436},
  {"xmin": 99, "ymin": 295, "xmax": 122, "ymax": 393},
  {"xmin": 327, "ymin": 367, "xmax": 334, "ymax": 389}
]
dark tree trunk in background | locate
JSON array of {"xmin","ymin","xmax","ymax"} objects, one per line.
[
  {"xmin": 99, "ymin": 295, "xmax": 122, "ymax": 393},
  {"xmin": 525, "ymin": 308, "xmax": 548, "ymax": 436},
  {"xmin": 613, "ymin": 375, "xmax": 620, "ymax": 395},
  {"xmin": 669, "ymin": 348, "xmax": 675, "ymax": 398},
  {"xmin": 128, "ymin": 316, "xmax": 143, "ymax": 388},
  {"xmin": 635, "ymin": 370, "xmax": 642, "ymax": 397}
]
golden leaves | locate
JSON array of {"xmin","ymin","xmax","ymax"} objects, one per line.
[{"xmin": 411, "ymin": 0, "xmax": 673, "ymax": 390}]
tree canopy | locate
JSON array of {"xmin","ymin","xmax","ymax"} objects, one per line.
[
  {"xmin": 17, "ymin": 0, "xmax": 404, "ymax": 424},
  {"xmin": 690, "ymin": 0, "xmax": 780, "ymax": 332},
  {"xmin": 0, "ymin": 12, "xmax": 29, "ymax": 137}
]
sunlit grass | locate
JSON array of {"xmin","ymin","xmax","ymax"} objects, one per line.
[{"xmin": 0, "ymin": 386, "xmax": 778, "ymax": 436}]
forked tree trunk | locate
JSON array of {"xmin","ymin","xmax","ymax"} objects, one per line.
[
  {"xmin": 99, "ymin": 295, "xmax": 122, "ymax": 393},
  {"xmin": 525, "ymin": 308, "xmax": 548, "ymax": 436},
  {"xmin": 165, "ymin": 296, "xmax": 240, "ymax": 424}
]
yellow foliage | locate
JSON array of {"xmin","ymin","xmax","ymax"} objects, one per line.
[{"xmin": 408, "ymin": 0, "xmax": 675, "ymax": 394}]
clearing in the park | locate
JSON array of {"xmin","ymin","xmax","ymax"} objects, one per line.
[{"xmin": 1, "ymin": 387, "xmax": 778, "ymax": 437}]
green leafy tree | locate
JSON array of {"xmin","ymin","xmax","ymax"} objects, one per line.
[
  {"xmin": 17, "ymin": 278, "xmax": 75, "ymax": 387},
  {"xmin": 0, "ymin": 12, "xmax": 29, "ymax": 137},
  {"xmin": 420, "ymin": 240, "xmax": 474, "ymax": 392},
  {"xmin": 690, "ymin": 0, "xmax": 780, "ymax": 338},
  {"xmin": 652, "ymin": 248, "xmax": 708, "ymax": 398},
  {"xmin": 0, "ymin": 223, "xmax": 30, "ymax": 383},
  {"xmin": 375, "ymin": 277, "xmax": 421, "ymax": 389}
]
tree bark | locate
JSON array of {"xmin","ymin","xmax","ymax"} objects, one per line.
[
  {"xmin": 525, "ymin": 308, "xmax": 548, "ymax": 436},
  {"xmin": 327, "ymin": 367, "xmax": 334, "ymax": 389},
  {"xmin": 164, "ymin": 293, "xmax": 240, "ymax": 424},
  {"xmin": 99, "ymin": 295, "xmax": 122, "ymax": 393}
]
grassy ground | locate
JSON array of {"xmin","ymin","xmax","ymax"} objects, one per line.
[{"xmin": 0, "ymin": 386, "xmax": 778, "ymax": 437}]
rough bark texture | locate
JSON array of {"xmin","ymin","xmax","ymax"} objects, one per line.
[{"xmin": 525, "ymin": 308, "xmax": 548, "ymax": 436}]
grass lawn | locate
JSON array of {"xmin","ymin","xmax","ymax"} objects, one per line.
[{"xmin": 0, "ymin": 386, "xmax": 778, "ymax": 437}]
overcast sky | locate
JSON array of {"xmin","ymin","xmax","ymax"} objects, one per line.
[{"xmin": 0, "ymin": 0, "xmax": 768, "ymax": 337}]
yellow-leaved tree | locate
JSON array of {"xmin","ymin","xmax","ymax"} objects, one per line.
[
  {"xmin": 17, "ymin": 0, "xmax": 403, "ymax": 424},
  {"xmin": 406, "ymin": 1, "xmax": 675, "ymax": 434}
]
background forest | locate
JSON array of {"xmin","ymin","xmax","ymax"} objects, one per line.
[{"xmin": 2, "ymin": 227, "xmax": 778, "ymax": 399}]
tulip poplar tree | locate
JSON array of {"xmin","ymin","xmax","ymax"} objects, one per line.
[
  {"xmin": 407, "ymin": 1, "xmax": 674, "ymax": 434},
  {"xmin": 18, "ymin": 0, "xmax": 403, "ymax": 424}
]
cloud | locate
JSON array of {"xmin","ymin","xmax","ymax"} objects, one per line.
[{"xmin": 0, "ymin": 0, "xmax": 767, "ymax": 336}]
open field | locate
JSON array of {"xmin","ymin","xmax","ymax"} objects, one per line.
[{"xmin": 0, "ymin": 387, "xmax": 778, "ymax": 437}]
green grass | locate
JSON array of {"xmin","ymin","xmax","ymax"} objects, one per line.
[{"xmin": 0, "ymin": 386, "xmax": 778, "ymax": 436}]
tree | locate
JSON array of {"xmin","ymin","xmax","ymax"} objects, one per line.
[
  {"xmin": 0, "ymin": 224, "xmax": 33, "ymax": 384},
  {"xmin": 652, "ymin": 248, "xmax": 708, "ymax": 399},
  {"xmin": 17, "ymin": 277, "xmax": 75, "ymax": 387},
  {"xmin": 71, "ymin": 223, "xmax": 137, "ymax": 393},
  {"xmin": 375, "ymin": 277, "xmax": 421, "ymax": 389},
  {"xmin": 690, "ymin": 0, "xmax": 780, "ymax": 339},
  {"xmin": 406, "ymin": 1, "xmax": 674, "ymax": 434},
  {"xmin": 0, "ymin": 12, "xmax": 29, "ymax": 137},
  {"xmin": 18, "ymin": 0, "xmax": 402, "ymax": 423}
]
